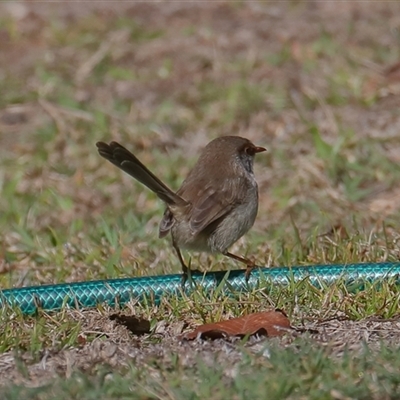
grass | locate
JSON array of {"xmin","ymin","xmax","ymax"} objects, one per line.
[
  {"xmin": 2, "ymin": 342, "xmax": 400, "ymax": 399},
  {"xmin": 1, "ymin": 1, "xmax": 400, "ymax": 398}
]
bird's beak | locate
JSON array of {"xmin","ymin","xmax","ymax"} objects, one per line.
[{"xmin": 254, "ymin": 146, "xmax": 267, "ymax": 153}]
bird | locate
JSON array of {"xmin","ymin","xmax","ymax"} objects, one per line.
[{"xmin": 96, "ymin": 136, "xmax": 266, "ymax": 280}]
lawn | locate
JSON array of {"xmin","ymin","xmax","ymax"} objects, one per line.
[{"xmin": 1, "ymin": 1, "xmax": 400, "ymax": 399}]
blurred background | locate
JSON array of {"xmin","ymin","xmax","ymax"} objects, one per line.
[{"xmin": 1, "ymin": 1, "xmax": 400, "ymax": 286}]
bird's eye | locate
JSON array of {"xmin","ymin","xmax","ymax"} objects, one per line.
[{"xmin": 245, "ymin": 146, "xmax": 256, "ymax": 156}]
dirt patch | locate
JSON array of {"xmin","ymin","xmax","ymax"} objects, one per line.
[{"xmin": 1, "ymin": 309, "xmax": 399, "ymax": 386}]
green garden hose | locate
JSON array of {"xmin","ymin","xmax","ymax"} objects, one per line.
[{"xmin": 1, "ymin": 262, "xmax": 400, "ymax": 314}]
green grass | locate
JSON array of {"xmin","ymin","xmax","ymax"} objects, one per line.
[{"xmin": 1, "ymin": 1, "xmax": 400, "ymax": 397}]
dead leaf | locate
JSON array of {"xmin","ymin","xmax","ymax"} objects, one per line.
[
  {"xmin": 368, "ymin": 187, "xmax": 400, "ymax": 216},
  {"xmin": 318, "ymin": 224, "xmax": 349, "ymax": 240},
  {"xmin": 385, "ymin": 61, "xmax": 400, "ymax": 82},
  {"xmin": 182, "ymin": 310, "xmax": 291, "ymax": 340},
  {"xmin": 109, "ymin": 314, "xmax": 151, "ymax": 335}
]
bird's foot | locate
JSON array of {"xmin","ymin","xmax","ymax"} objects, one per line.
[
  {"xmin": 181, "ymin": 266, "xmax": 202, "ymax": 286},
  {"xmin": 244, "ymin": 263, "xmax": 256, "ymax": 282}
]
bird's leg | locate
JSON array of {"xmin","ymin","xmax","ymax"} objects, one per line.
[
  {"xmin": 172, "ymin": 241, "xmax": 202, "ymax": 285},
  {"xmin": 172, "ymin": 241, "xmax": 189, "ymax": 285},
  {"xmin": 224, "ymin": 252, "xmax": 256, "ymax": 281}
]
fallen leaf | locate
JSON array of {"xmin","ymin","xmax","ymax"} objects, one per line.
[
  {"xmin": 368, "ymin": 187, "xmax": 400, "ymax": 216},
  {"xmin": 77, "ymin": 333, "xmax": 87, "ymax": 346},
  {"xmin": 385, "ymin": 61, "xmax": 400, "ymax": 82},
  {"xmin": 182, "ymin": 310, "xmax": 291, "ymax": 340},
  {"xmin": 109, "ymin": 314, "xmax": 151, "ymax": 335}
]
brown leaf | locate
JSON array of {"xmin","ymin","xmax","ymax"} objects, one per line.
[
  {"xmin": 182, "ymin": 310, "xmax": 291, "ymax": 340},
  {"xmin": 385, "ymin": 61, "xmax": 400, "ymax": 82},
  {"xmin": 77, "ymin": 333, "xmax": 87, "ymax": 346},
  {"xmin": 109, "ymin": 314, "xmax": 151, "ymax": 335}
]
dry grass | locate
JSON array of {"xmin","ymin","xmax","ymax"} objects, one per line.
[{"xmin": 1, "ymin": 1, "xmax": 400, "ymax": 398}]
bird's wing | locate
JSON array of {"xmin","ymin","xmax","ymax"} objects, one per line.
[{"xmin": 183, "ymin": 177, "xmax": 246, "ymax": 236}]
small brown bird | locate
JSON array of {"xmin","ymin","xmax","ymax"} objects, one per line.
[{"xmin": 96, "ymin": 136, "xmax": 266, "ymax": 279}]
